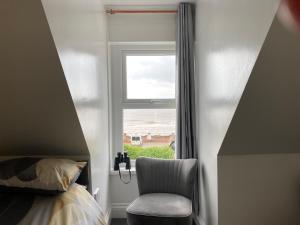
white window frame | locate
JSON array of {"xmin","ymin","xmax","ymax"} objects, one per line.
[{"xmin": 109, "ymin": 42, "xmax": 176, "ymax": 168}]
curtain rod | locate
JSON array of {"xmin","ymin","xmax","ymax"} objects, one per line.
[{"xmin": 106, "ymin": 9, "xmax": 178, "ymax": 14}]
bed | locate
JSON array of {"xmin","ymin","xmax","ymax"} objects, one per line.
[{"xmin": 0, "ymin": 158, "xmax": 107, "ymax": 225}]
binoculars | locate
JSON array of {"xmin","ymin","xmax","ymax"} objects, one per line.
[{"xmin": 114, "ymin": 152, "xmax": 131, "ymax": 171}]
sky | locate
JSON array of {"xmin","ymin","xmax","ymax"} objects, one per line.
[{"xmin": 126, "ymin": 55, "xmax": 176, "ymax": 99}]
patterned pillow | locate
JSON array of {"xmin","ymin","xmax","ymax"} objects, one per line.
[{"xmin": 0, "ymin": 158, "xmax": 86, "ymax": 193}]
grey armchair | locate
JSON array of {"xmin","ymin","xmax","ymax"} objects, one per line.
[{"xmin": 126, "ymin": 157, "xmax": 197, "ymax": 225}]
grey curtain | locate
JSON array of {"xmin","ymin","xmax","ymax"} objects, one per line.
[{"xmin": 176, "ymin": 2, "xmax": 199, "ymax": 217}]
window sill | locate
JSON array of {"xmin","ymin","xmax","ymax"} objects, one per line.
[{"xmin": 110, "ymin": 167, "xmax": 136, "ymax": 176}]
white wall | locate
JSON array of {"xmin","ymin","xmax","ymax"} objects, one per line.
[
  {"xmin": 217, "ymin": 13, "xmax": 300, "ymax": 224},
  {"xmin": 104, "ymin": 0, "xmax": 195, "ymax": 5},
  {"xmin": 107, "ymin": 8, "xmax": 176, "ymax": 42},
  {"xmin": 110, "ymin": 174, "xmax": 139, "ymax": 218},
  {"xmin": 194, "ymin": 0, "xmax": 280, "ymax": 224},
  {"xmin": 108, "ymin": 10, "xmax": 176, "ymax": 218},
  {"xmin": 219, "ymin": 17, "xmax": 300, "ymax": 155},
  {"xmin": 42, "ymin": 0, "xmax": 111, "ymax": 218}
]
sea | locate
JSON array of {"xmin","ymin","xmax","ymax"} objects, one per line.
[{"xmin": 123, "ymin": 109, "xmax": 176, "ymax": 136}]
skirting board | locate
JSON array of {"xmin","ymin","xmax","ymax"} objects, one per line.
[
  {"xmin": 105, "ymin": 207, "xmax": 112, "ymax": 225},
  {"xmin": 197, "ymin": 215, "xmax": 206, "ymax": 225},
  {"xmin": 111, "ymin": 203, "xmax": 129, "ymax": 218}
]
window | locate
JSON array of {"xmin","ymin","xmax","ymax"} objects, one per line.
[{"xmin": 110, "ymin": 44, "xmax": 176, "ymax": 162}]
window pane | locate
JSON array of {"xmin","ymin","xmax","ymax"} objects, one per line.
[
  {"xmin": 126, "ymin": 55, "xmax": 176, "ymax": 99},
  {"xmin": 123, "ymin": 109, "xmax": 175, "ymax": 159}
]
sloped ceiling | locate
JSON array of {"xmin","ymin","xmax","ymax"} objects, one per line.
[
  {"xmin": 41, "ymin": 0, "xmax": 111, "ymax": 202},
  {"xmin": 0, "ymin": 0, "xmax": 89, "ymax": 156},
  {"xmin": 219, "ymin": 16, "xmax": 300, "ymax": 155}
]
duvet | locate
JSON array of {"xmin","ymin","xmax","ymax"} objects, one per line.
[{"xmin": 0, "ymin": 184, "xmax": 107, "ymax": 225}]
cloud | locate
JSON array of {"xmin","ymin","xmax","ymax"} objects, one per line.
[{"xmin": 126, "ymin": 55, "xmax": 176, "ymax": 99}]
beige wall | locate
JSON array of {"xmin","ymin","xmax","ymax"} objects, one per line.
[
  {"xmin": 0, "ymin": 0, "xmax": 88, "ymax": 156},
  {"xmin": 218, "ymin": 154, "xmax": 300, "ymax": 225},
  {"xmin": 194, "ymin": 0, "xmax": 280, "ymax": 224},
  {"xmin": 42, "ymin": 0, "xmax": 111, "ymax": 216}
]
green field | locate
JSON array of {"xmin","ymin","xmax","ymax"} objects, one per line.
[{"xmin": 124, "ymin": 144, "xmax": 175, "ymax": 160}]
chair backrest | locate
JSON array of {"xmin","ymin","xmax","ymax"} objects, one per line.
[{"xmin": 136, "ymin": 157, "xmax": 197, "ymax": 200}]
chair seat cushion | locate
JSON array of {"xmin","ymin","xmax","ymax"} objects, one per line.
[{"xmin": 127, "ymin": 193, "xmax": 192, "ymax": 218}]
